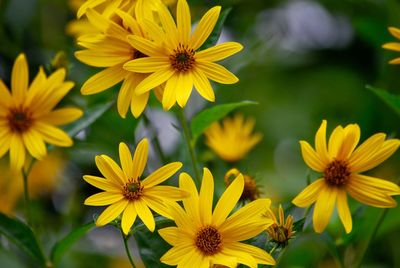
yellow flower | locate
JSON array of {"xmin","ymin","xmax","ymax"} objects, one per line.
[
  {"xmin": 225, "ymin": 168, "xmax": 260, "ymax": 202},
  {"xmin": 75, "ymin": 7, "xmax": 155, "ymax": 118},
  {"xmin": 124, "ymin": 0, "xmax": 243, "ymax": 110},
  {"xmin": 158, "ymin": 168, "xmax": 275, "ymax": 267},
  {"xmin": 382, "ymin": 27, "xmax": 400, "ymax": 64},
  {"xmin": 0, "ymin": 162, "xmax": 22, "ymax": 214},
  {"xmin": 84, "ymin": 138, "xmax": 185, "ymax": 234},
  {"xmin": 205, "ymin": 114, "xmax": 262, "ymax": 162},
  {"xmin": 0, "ymin": 54, "xmax": 82, "ymax": 170},
  {"xmin": 266, "ymin": 205, "xmax": 294, "ymax": 246},
  {"xmin": 293, "ymin": 120, "xmax": 400, "ymax": 234}
]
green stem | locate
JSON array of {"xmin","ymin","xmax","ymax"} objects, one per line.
[
  {"xmin": 177, "ymin": 108, "xmax": 201, "ymax": 185},
  {"xmin": 121, "ymin": 230, "xmax": 136, "ymax": 268},
  {"xmin": 353, "ymin": 208, "xmax": 389, "ymax": 267},
  {"xmin": 269, "ymin": 244, "xmax": 277, "ymax": 255},
  {"xmin": 142, "ymin": 113, "xmax": 166, "ymax": 164}
]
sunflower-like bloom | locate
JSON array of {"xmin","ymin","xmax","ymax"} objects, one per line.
[
  {"xmin": 158, "ymin": 168, "xmax": 275, "ymax": 267},
  {"xmin": 205, "ymin": 114, "xmax": 262, "ymax": 162},
  {"xmin": 293, "ymin": 120, "xmax": 400, "ymax": 233},
  {"xmin": 225, "ymin": 168, "xmax": 260, "ymax": 202},
  {"xmin": 382, "ymin": 27, "xmax": 400, "ymax": 64},
  {"xmin": 124, "ymin": 0, "xmax": 243, "ymax": 110},
  {"xmin": 75, "ymin": 7, "xmax": 157, "ymax": 118},
  {"xmin": 83, "ymin": 138, "xmax": 186, "ymax": 234},
  {"xmin": 0, "ymin": 54, "xmax": 82, "ymax": 170},
  {"xmin": 266, "ymin": 205, "xmax": 295, "ymax": 246}
]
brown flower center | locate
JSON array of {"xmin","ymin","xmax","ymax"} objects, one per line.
[
  {"xmin": 7, "ymin": 107, "xmax": 33, "ymax": 133},
  {"xmin": 195, "ymin": 226, "xmax": 222, "ymax": 255},
  {"xmin": 169, "ymin": 44, "xmax": 195, "ymax": 72},
  {"xmin": 324, "ymin": 159, "xmax": 350, "ymax": 186},
  {"xmin": 268, "ymin": 224, "xmax": 290, "ymax": 244},
  {"xmin": 123, "ymin": 180, "xmax": 144, "ymax": 200}
]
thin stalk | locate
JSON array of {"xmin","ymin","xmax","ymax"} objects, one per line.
[
  {"xmin": 142, "ymin": 112, "xmax": 166, "ymax": 164},
  {"xmin": 353, "ymin": 208, "xmax": 389, "ymax": 267},
  {"xmin": 177, "ymin": 108, "xmax": 201, "ymax": 185},
  {"xmin": 121, "ymin": 230, "xmax": 136, "ymax": 268},
  {"xmin": 22, "ymin": 159, "xmax": 35, "ymax": 226}
]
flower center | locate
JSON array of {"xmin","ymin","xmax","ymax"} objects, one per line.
[
  {"xmin": 169, "ymin": 44, "xmax": 195, "ymax": 72},
  {"xmin": 7, "ymin": 107, "xmax": 33, "ymax": 133},
  {"xmin": 268, "ymin": 224, "xmax": 290, "ymax": 244},
  {"xmin": 123, "ymin": 180, "xmax": 144, "ymax": 200},
  {"xmin": 195, "ymin": 226, "xmax": 222, "ymax": 255},
  {"xmin": 324, "ymin": 159, "xmax": 350, "ymax": 186}
]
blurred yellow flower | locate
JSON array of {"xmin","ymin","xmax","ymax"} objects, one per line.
[
  {"xmin": 124, "ymin": 0, "xmax": 243, "ymax": 110},
  {"xmin": 205, "ymin": 114, "xmax": 263, "ymax": 162},
  {"xmin": 158, "ymin": 168, "xmax": 275, "ymax": 267},
  {"xmin": 84, "ymin": 138, "xmax": 185, "ymax": 234},
  {"xmin": 0, "ymin": 54, "xmax": 82, "ymax": 170},
  {"xmin": 382, "ymin": 27, "xmax": 400, "ymax": 64},
  {"xmin": 293, "ymin": 120, "xmax": 400, "ymax": 234},
  {"xmin": 225, "ymin": 168, "xmax": 260, "ymax": 202},
  {"xmin": 266, "ymin": 205, "xmax": 294, "ymax": 246}
]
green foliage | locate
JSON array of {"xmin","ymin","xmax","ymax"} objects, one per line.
[
  {"xmin": 0, "ymin": 213, "xmax": 46, "ymax": 267},
  {"xmin": 50, "ymin": 221, "xmax": 96, "ymax": 266},
  {"xmin": 190, "ymin": 100, "xmax": 257, "ymax": 143},
  {"xmin": 367, "ymin": 85, "xmax": 400, "ymax": 117},
  {"xmin": 200, "ymin": 7, "xmax": 232, "ymax": 50}
]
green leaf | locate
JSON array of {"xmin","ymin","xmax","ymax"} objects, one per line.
[
  {"xmin": 367, "ymin": 85, "xmax": 400, "ymax": 116},
  {"xmin": 200, "ymin": 7, "xmax": 232, "ymax": 50},
  {"xmin": 50, "ymin": 222, "xmax": 96, "ymax": 265},
  {"xmin": 65, "ymin": 101, "xmax": 114, "ymax": 137},
  {"xmin": 0, "ymin": 213, "xmax": 46, "ymax": 266},
  {"xmin": 190, "ymin": 100, "xmax": 258, "ymax": 142}
]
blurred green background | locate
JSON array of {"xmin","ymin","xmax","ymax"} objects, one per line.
[{"xmin": 1, "ymin": 0, "xmax": 400, "ymax": 267}]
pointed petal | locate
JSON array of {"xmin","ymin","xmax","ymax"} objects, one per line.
[
  {"xmin": 350, "ymin": 174, "xmax": 400, "ymax": 195},
  {"xmin": 315, "ymin": 120, "xmax": 330, "ymax": 164},
  {"xmin": 35, "ymin": 123, "xmax": 73, "ymax": 147},
  {"xmin": 142, "ymin": 162, "xmax": 182, "ymax": 187},
  {"xmin": 135, "ymin": 199, "xmax": 155, "ymax": 231},
  {"xmin": 158, "ymin": 226, "xmax": 179, "ymax": 245},
  {"xmin": 190, "ymin": 6, "xmax": 221, "ymax": 50},
  {"xmin": 0, "ymin": 79, "xmax": 12, "ymax": 108},
  {"xmin": 39, "ymin": 108, "xmax": 83, "ymax": 126},
  {"xmin": 299, "ymin": 141, "xmax": 325, "ymax": 172},
  {"xmin": 389, "ymin": 27, "xmax": 400, "ymax": 39},
  {"xmin": 132, "ymin": 138, "xmax": 148, "ymax": 180},
  {"xmin": 134, "ymin": 68, "xmax": 175, "ymax": 94},
  {"xmin": 10, "ymin": 134, "xmax": 25, "ymax": 170},
  {"xmin": 212, "ymin": 174, "xmax": 244, "ymax": 227},
  {"xmin": 313, "ymin": 185, "xmax": 337, "ymax": 233},
  {"xmin": 348, "ymin": 133, "xmax": 386, "ymax": 170},
  {"xmin": 95, "ymin": 155, "xmax": 125, "ymax": 186},
  {"xmin": 292, "ymin": 179, "xmax": 325, "ymax": 207},
  {"xmin": 192, "ymin": 68, "xmax": 215, "ymax": 102},
  {"xmin": 131, "ymin": 90, "xmax": 149, "ymax": 118},
  {"xmin": 199, "ymin": 168, "xmax": 214, "ymax": 225},
  {"xmin": 196, "ymin": 62, "xmax": 238, "ymax": 84},
  {"xmin": 80, "ymin": 65, "xmax": 126, "ymax": 95},
  {"xmin": 84, "ymin": 192, "xmax": 124, "ymax": 206},
  {"xmin": 123, "ymin": 56, "xmax": 170, "ymax": 73},
  {"xmin": 22, "ymin": 130, "xmax": 47, "ymax": 160},
  {"xmin": 176, "ymin": 72, "xmax": 193, "ymax": 108},
  {"xmin": 127, "ymin": 35, "xmax": 165, "ymax": 57},
  {"xmin": 142, "ymin": 197, "xmax": 172, "ymax": 219},
  {"xmin": 337, "ymin": 124, "xmax": 360, "ymax": 160},
  {"xmin": 119, "ymin": 142, "xmax": 133, "ymax": 178},
  {"xmin": 162, "ymin": 74, "xmax": 178, "ymax": 110},
  {"xmin": 117, "ymin": 73, "xmax": 138, "ymax": 118},
  {"xmin": 337, "ymin": 190, "xmax": 352, "ymax": 233},
  {"xmin": 177, "ymin": 0, "xmax": 191, "ymax": 44},
  {"xmin": 96, "ymin": 199, "xmax": 129, "ymax": 226},
  {"xmin": 179, "ymin": 172, "xmax": 200, "ymax": 221},
  {"xmin": 83, "ymin": 175, "xmax": 121, "ymax": 191},
  {"xmin": 328, "ymin": 125, "xmax": 344, "ymax": 158},
  {"xmin": 12, "ymin": 54, "xmax": 29, "ymax": 103},
  {"xmin": 145, "ymin": 185, "xmax": 188, "ymax": 200},
  {"xmin": 225, "ymin": 242, "xmax": 276, "ymax": 266},
  {"xmin": 121, "ymin": 202, "xmax": 137, "ymax": 235},
  {"xmin": 196, "ymin": 42, "xmax": 243, "ymax": 62}
]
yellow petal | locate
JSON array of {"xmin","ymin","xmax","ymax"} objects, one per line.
[
  {"xmin": 22, "ymin": 130, "xmax": 47, "ymax": 160},
  {"xmin": 224, "ymin": 242, "xmax": 276, "ymax": 266},
  {"xmin": 39, "ymin": 108, "xmax": 83, "ymax": 126},
  {"xmin": 123, "ymin": 56, "xmax": 170, "ymax": 73},
  {"xmin": 176, "ymin": 72, "xmax": 193, "ymax": 108},
  {"xmin": 292, "ymin": 178, "xmax": 325, "ymax": 207},
  {"xmin": 84, "ymin": 192, "xmax": 124, "ymax": 206},
  {"xmin": 135, "ymin": 199, "xmax": 155, "ymax": 232},
  {"xmin": 212, "ymin": 174, "xmax": 244, "ymax": 227},
  {"xmin": 96, "ymin": 199, "xmax": 129, "ymax": 226},
  {"xmin": 132, "ymin": 138, "xmax": 148, "ymax": 180},
  {"xmin": 34, "ymin": 123, "xmax": 73, "ymax": 147},
  {"xmin": 350, "ymin": 174, "xmax": 400, "ymax": 195},
  {"xmin": 199, "ymin": 168, "xmax": 214, "ymax": 225},
  {"xmin": 0, "ymin": 79, "xmax": 12, "ymax": 108},
  {"xmin": 142, "ymin": 162, "xmax": 183, "ymax": 188},
  {"xmin": 389, "ymin": 58, "xmax": 400, "ymax": 64},
  {"xmin": 160, "ymin": 244, "xmax": 194, "ymax": 266},
  {"xmin": 145, "ymin": 186, "xmax": 188, "ymax": 200},
  {"xmin": 0, "ymin": 132, "xmax": 11, "ymax": 158},
  {"xmin": 95, "ymin": 155, "xmax": 125, "ymax": 186},
  {"xmin": 80, "ymin": 64, "xmax": 126, "ymax": 95},
  {"xmin": 179, "ymin": 172, "xmax": 200, "ymax": 221},
  {"xmin": 348, "ymin": 133, "xmax": 386, "ymax": 170},
  {"xmin": 75, "ymin": 50, "xmax": 131, "ymax": 68},
  {"xmin": 177, "ymin": 0, "xmax": 191, "ymax": 44},
  {"xmin": 190, "ymin": 6, "xmax": 221, "ymax": 50},
  {"xmin": 162, "ymin": 74, "xmax": 178, "ymax": 110},
  {"xmin": 131, "ymin": 89, "xmax": 149, "ymax": 118},
  {"xmin": 11, "ymin": 54, "xmax": 28, "ymax": 103},
  {"xmin": 196, "ymin": 62, "xmax": 239, "ymax": 84},
  {"xmin": 117, "ymin": 74, "xmax": 138, "ymax": 118},
  {"xmin": 315, "ymin": 120, "xmax": 330, "ymax": 164},
  {"xmin": 158, "ymin": 226, "xmax": 179, "ymax": 245},
  {"xmin": 156, "ymin": 0, "xmax": 178, "ymax": 47},
  {"xmin": 142, "ymin": 197, "xmax": 172, "ymax": 219},
  {"xmin": 327, "ymin": 125, "xmax": 344, "ymax": 158},
  {"xmin": 192, "ymin": 68, "xmax": 215, "ymax": 102},
  {"xmin": 119, "ymin": 142, "xmax": 133, "ymax": 179},
  {"xmin": 10, "ymin": 134, "xmax": 25, "ymax": 170},
  {"xmin": 313, "ymin": 185, "xmax": 337, "ymax": 233},
  {"xmin": 121, "ymin": 202, "xmax": 137, "ymax": 235},
  {"xmin": 221, "ymin": 246, "xmax": 258, "ymax": 268},
  {"xmin": 337, "ymin": 124, "xmax": 360, "ymax": 160},
  {"xmin": 389, "ymin": 27, "xmax": 400, "ymax": 39},
  {"xmin": 196, "ymin": 42, "xmax": 243, "ymax": 62},
  {"xmin": 299, "ymin": 141, "xmax": 325, "ymax": 172},
  {"xmin": 127, "ymin": 35, "xmax": 165, "ymax": 57},
  {"xmin": 83, "ymin": 175, "xmax": 120, "ymax": 191},
  {"xmin": 382, "ymin": 42, "xmax": 400, "ymax": 52},
  {"xmin": 337, "ymin": 190, "xmax": 352, "ymax": 234},
  {"xmin": 134, "ymin": 68, "xmax": 175, "ymax": 94}
]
